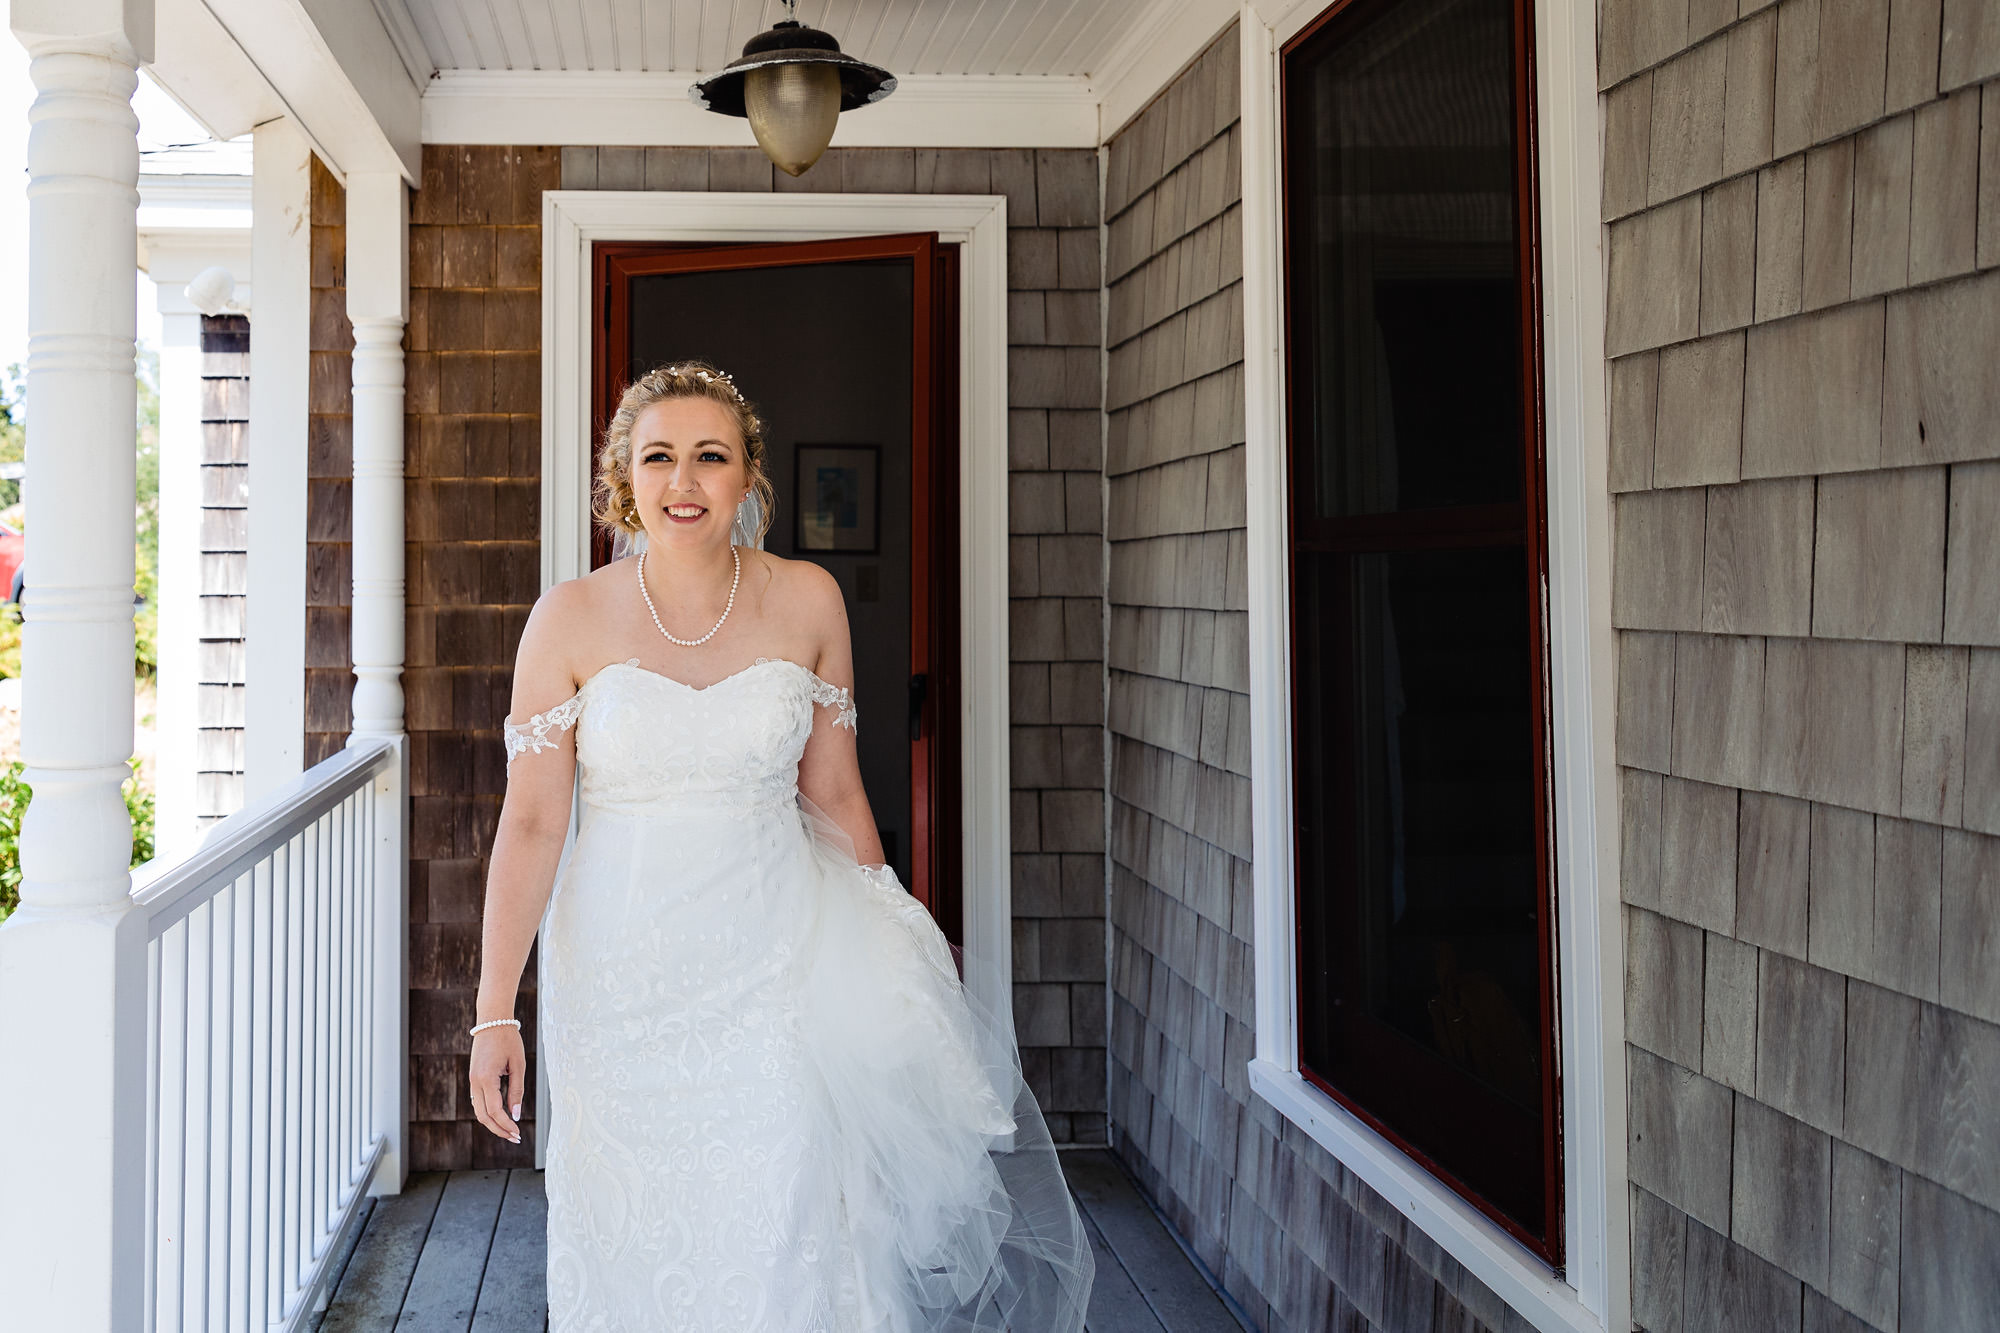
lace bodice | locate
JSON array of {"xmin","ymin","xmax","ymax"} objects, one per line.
[{"xmin": 503, "ymin": 656, "xmax": 857, "ymax": 818}]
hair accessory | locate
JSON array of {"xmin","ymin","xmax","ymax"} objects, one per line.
[{"xmin": 681, "ymin": 364, "xmax": 746, "ymax": 406}]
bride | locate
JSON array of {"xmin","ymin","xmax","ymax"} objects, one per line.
[{"xmin": 469, "ymin": 360, "xmax": 1094, "ymax": 1331}]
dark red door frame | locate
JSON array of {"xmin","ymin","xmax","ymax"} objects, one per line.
[{"xmin": 590, "ymin": 235, "xmax": 963, "ymax": 939}]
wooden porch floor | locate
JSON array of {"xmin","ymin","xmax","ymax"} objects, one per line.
[{"xmin": 309, "ymin": 1148, "xmax": 1252, "ymax": 1332}]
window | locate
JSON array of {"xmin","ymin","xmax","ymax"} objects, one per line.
[{"xmin": 1281, "ymin": 0, "xmax": 1560, "ymax": 1259}]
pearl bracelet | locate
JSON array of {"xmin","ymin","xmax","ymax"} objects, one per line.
[{"xmin": 470, "ymin": 1017, "xmax": 521, "ymax": 1036}]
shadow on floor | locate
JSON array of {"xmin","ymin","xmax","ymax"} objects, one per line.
[{"xmin": 309, "ymin": 1148, "xmax": 1254, "ymax": 1332}]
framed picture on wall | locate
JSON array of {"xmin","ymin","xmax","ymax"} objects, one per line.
[{"xmin": 794, "ymin": 443, "xmax": 881, "ymax": 553}]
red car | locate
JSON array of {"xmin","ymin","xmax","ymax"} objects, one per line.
[{"xmin": 0, "ymin": 521, "xmax": 21, "ymax": 605}]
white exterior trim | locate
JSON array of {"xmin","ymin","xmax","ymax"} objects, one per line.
[
  {"xmin": 1094, "ymin": 0, "xmax": 1242, "ymax": 141},
  {"xmin": 146, "ymin": 0, "xmax": 420, "ymax": 180},
  {"xmin": 1236, "ymin": 2, "xmax": 1626, "ymax": 1329},
  {"xmin": 243, "ymin": 119, "xmax": 313, "ymax": 800},
  {"xmin": 424, "ymin": 71, "xmax": 1100, "ymax": 149},
  {"xmin": 536, "ymin": 185, "xmax": 1016, "ymax": 1042}
]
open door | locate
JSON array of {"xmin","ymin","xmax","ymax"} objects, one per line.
[{"xmin": 591, "ymin": 235, "xmax": 963, "ymax": 945}]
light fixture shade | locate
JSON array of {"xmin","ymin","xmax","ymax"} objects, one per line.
[
  {"xmin": 743, "ymin": 62, "xmax": 842, "ymax": 176},
  {"xmin": 688, "ymin": 19, "xmax": 896, "ymax": 177}
]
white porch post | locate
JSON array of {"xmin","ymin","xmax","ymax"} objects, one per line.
[
  {"xmin": 244, "ymin": 118, "xmax": 312, "ymax": 799},
  {"xmin": 0, "ymin": 0, "xmax": 153, "ymax": 1326},
  {"xmin": 344, "ymin": 169, "xmax": 413, "ymax": 1196},
  {"xmin": 345, "ymin": 171, "xmax": 407, "ymax": 738}
]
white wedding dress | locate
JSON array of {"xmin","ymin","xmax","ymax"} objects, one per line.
[{"xmin": 503, "ymin": 654, "xmax": 1093, "ymax": 1332}]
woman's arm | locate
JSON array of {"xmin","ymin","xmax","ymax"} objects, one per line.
[
  {"xmin": 794, "ymin": 562, "xmax": 887, "ymax": 868},
  {"xmin": 470, "ymin": 583, "xmax": 583, "ymax": 1143}
]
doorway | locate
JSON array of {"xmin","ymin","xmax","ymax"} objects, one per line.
[{"xmin": 590, "ymin": 235, "xmax": 963, "ymax": 942}]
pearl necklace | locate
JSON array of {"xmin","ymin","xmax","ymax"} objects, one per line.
[{"xmin": 636, "ymin": 544, "xmax": 740, "ymax": 646}]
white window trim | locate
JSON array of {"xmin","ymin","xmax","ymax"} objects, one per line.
[
  {"xmin": 1236, "ymin": 2, "xmax": 1628, "ymax": 1330},
  {"xmin": 535, "ymin": 188, "xmax": 1016, "ymax": 1028}
]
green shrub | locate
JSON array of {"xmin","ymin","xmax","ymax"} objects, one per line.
[{"xmin": 0, "ymin": 756, "xmax": 154, "ymax": 924}]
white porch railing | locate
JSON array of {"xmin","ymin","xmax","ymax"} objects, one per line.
[{"xmin": 129, "ymin": 737, "xmax": 410, "ymax": 1333}]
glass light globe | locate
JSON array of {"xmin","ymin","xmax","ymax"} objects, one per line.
[{"xmin": 743, "ymin": 62, "xmax": 842, "ymax": 177}]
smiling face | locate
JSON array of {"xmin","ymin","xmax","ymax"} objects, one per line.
[{"xmin": 627, "ymin": 395, "xmax": 754, "ymax": 550}]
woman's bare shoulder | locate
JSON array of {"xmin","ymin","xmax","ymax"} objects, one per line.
[
  {"xmin": 517, "ymin": 563, "xmax": 626, "ymax": 678},
  {"xmin": 741, "ymin": 548, "xmax": 847, "ymax": 675},
  {"xmin": 746, "ymin": 548, "xmax": 842, "ymax": 618}
]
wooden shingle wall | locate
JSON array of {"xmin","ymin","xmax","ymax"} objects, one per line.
[
  {"xmin": 306, "ymin": 157, "xmax": 352, "ymax": 769},
  {"xmin": 556, "ymin": 143, "xmax": 1110, "ymax": 1145},
  {"xmin": 196, "ymin": 314, "xmax": 249, "ymax": 825},
  {"xmin": 1605, "ymin": 0, "xmax": 2000, "ymax": 1326},
  {"xmin": 1105, "ymin": 21, "xmax": 1518, "ymax": 1332}
]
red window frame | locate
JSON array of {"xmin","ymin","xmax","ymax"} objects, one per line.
[{"xmin": 1278, "ymin": 0, "xmax": 1564, "ymax": 1262}]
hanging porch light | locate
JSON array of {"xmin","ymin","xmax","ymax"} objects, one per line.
[{"xmin": 689, "ymin": 1, "xmax": 898, "ymax": 178}]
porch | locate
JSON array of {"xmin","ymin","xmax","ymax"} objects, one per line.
[
  {"xmin": 306, "ymin": 1151, "xmax": 1251, "ymax": 1333},
  {"xmin": 0, "ymin": 0, "xmax": 1259, "ymax": 1328}
]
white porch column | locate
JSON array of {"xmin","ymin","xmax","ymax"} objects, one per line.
[
  {"xmin": 345, "ymin": 171, "xmax": 407, "ymax": 738},
  {"xmin": 244, "ymin": 118, "xmax": 311, "ymax": 798},
  {"xmin": 0, "ymin": 0, "xmax": 153, "ymax": 1327},
  {"xmin": 344, "ymin": 171, "xmax": 413, "ymax": 1200}
]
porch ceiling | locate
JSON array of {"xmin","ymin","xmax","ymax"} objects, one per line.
[{"xmin": 384, "ymin": 0, "xmax": 1151, "ymax": 78}]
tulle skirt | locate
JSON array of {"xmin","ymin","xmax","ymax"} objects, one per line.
[{"xmin": 539, "ymin": 787, "xmax": 1093, "ymax": 1332}]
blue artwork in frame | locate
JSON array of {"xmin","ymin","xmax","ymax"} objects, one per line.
[{"xmin": 794, "ymin": 443, "xmax": 881, "ymax": 553}]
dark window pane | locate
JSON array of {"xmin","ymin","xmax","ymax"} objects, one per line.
[
  {"xmin": 1284, "ymin": 0, "xmax": 1558, "ymax": 1255},
  {"xmin": 1295, "ymin": 549, "xmax": 1547, "ymax": 1228},
  {"xmin": 1290, "ymin": 0, "xmax": 1524, "ymax": 520}
]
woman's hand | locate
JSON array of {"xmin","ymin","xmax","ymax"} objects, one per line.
[{"xmin": 470, "ymin": 1025, "xmax": 527, "ymax": 1145}]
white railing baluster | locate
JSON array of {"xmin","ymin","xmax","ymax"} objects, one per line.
[
  {"xmin": 283, "ymin": 828, "xmax": 301, "ymax": 1304},
  {"xmin": 128, "ymin": 737, "xmax": 405, "ymax": 1332},
  {"xmin": 361, "ymin": 789, "xmax": 374, "ymax": 1184},
  {"xmin": 250, "ymin": 856, "xmax": 274, "ymax": 1329},
  {"xmin": 312, "ymin": 807, "xmax": 330, "ymax": 1243},
  {"xmin": 145, "ymin": 937, "xmax": 164, "ymax": 1333},
  {"xmin": 337, "ymin": 795, "xmax": 353, "ymax": 1190}
]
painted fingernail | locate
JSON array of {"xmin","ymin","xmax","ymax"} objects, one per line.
[{"xmin": 511, "ymin": 1104, "xmax": 522, "ymax": 1120}]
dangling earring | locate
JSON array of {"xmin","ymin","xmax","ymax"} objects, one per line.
[{"xmin": 730, "ymin": 488, "xmax": 764, "ymax": 551}]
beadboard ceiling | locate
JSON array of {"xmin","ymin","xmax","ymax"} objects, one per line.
[{"xmin": 383, "ymin": 0, "xmax": 1154, "ymax": 77}]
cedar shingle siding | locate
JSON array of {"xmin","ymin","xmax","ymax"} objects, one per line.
[
  {"xmin": 1607, "ymin": 0, "xmax": 2000, "ymax": 1324},
  {"xmin": 306, "ymin": 158, "xmax": 352, "ymax": 770},
  {"xmin": 196, "ymin": 314, "xmax": 249, "ymax": 825}
]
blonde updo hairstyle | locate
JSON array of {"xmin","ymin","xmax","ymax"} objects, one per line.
[{"xmin": 594, "ymin": 359, "xmax": 775, "ymax": 547}]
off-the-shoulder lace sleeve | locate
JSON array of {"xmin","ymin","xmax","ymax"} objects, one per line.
[
  {"xmin": 503, "ymin": 692, "xmax": 584, "ymax": 768},
  {"xmin": 807, "ymin": 676, "xmax": 858, "ymax": 732}
]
